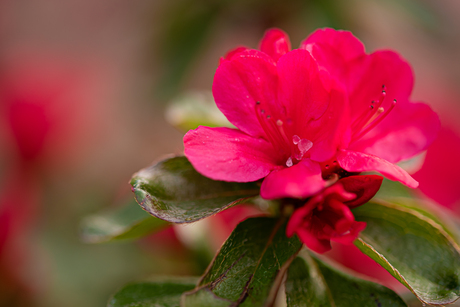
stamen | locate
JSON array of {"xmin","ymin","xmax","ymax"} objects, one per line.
[
  {"xmin": 254, "ymin": 101, "xmax": 314, "ymax": 165},
  {"xmin": 276, "ymin": 119, "xmax": 291, "ymax": 146},
  {"xmin": 353, "ymin": 99, "xmax": 397, "ymax": 141},
  {"xmin": 255, "ymin": 102, "xmax": 287, "ymax": 151},
  {"xmin": 350, "ymin": 85, "xmax": 396, "ymax": 142}
]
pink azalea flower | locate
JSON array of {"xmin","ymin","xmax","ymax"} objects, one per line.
[
  {"xmin": 184, "ymin": 28, "xmax": 440, "ymax": 199},
  {"xmin": 286, "ymin": 175, "xmax": 382, "ymax": 253}
]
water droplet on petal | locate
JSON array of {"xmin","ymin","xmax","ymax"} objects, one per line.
[
  {"xmin": 286, "ymin": 157, "xmax": 293, "ymax": 167},
  {"xmin": 292, "ymin": 135, "xmax": 300, "ymax": 145},
  {"xmin": 298, "ymin": 139, "xmax": 313, "ymax": 154}
]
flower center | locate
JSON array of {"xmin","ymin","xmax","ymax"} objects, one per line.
[
  {"xmin": 255, "ymin": 101, "xmax": 313, "ymax": 167},
  {"xmin": 350, "ymin": 85, "xmax": 396, "ymax": 142}
]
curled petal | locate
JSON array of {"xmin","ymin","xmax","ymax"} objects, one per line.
[
  {"xmin": 337, "ymin": 150, "xmax": 418, "ymax": 188},
  {"xmin": 286, "ymin": 201, "xmax": 315, "ymax": 237},
  {"xmin": 184, "ymin": 126, "xmax": 278, "ymax": 182},
  {"xmin": 339, "ymin": 175, "xmax": 383, "ymax": 208},
  {"xmin": 260, "ymin": 159, "xmax": 326, "ymax": 199},
  {"xmin": 259, "ymin": 28, "xmax": 291, "ymax": 62}
]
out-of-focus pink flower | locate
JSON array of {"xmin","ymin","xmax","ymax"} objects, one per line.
[
  {"xmin": 413, "ymin": 125, "xmax": 460, "ymax": 212},
  {"xmin": 286, "ymin": 175, "xmax": 382, "ymax": 253},
  {"xmin": 207, "ymin": 205, "xmax": 263, "ymax": 250},
  {"xmin": 0, "ymin": 50, "xmax": 114, "ymax": 173},
  {"xmin": 326, "ymin": 242, "xmax": 404, "ymax": 292},
  {"xmin": 0, "ymin": 49, "xmax": 117, "ymax": 303},
  {"xmin": 184, "ymin": 28, "xmax": 439, "ymax": 200},
  {"xmin": 0, "ymin": 168, "xmax": 39, "ymax": 304}
]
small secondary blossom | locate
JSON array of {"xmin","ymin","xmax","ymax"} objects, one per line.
[
  {"xmin": 184, "ymin": 28, "xmax": 440, "ymax": 200},
  {"xmin": 286, "ymin": 175, "xmax": 382, "ymax": 253}
]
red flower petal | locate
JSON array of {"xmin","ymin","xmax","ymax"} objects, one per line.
[
  {"xmin": 331, "ymin": 221, "xmax": 367, "ymax": 245},
  {"xmin": 308, "ymin": 80, "xmax": 351, "ymax": 162},
  {"xmin": 219, "ymin": 46, "xmax": 248, "ymax": 65},
  {"xmin": 301, "ymin": 28, "xmax": 366, "ymax": 86},
  {"xmin": 212, "ymin": 49, "xmax": 280, "ymax": 139},
  {"xmin": 259, "ymin": 28, "xmax": 291, "ymax": 62},
  {"xmin": 296, "ymin": 227, "xmax": 332, "ymax": 253},
  {"xmin": 350, "ymin": 101, "xmax": 441, "ymax": 163},
  {"xmin": 184, "ymin": 126, "xmax": 278, "ymax": 182},
  {"xmin": 339, "ymin": 175, "xmax": 383, "ymax": 208},
  {"xmin": 277, "ymin": 49, "xmax": 330, "ymax": 134},
  {"xmin": 260, "ymin": 158, "xmax": 326, "ymax": 199},
  {"xmin": 337, "ymin": 150, "xmax": 419, "ymax": 188}
]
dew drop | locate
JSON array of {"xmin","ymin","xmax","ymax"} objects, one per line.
[
  {"xmin": 286, "ymin": 157, "xmax": 293, "ymax": 167},
  {"xmin": 292, "ymin": 135, "xmax": 300, "ymax": 145},
  {"xmin": 298, "ymin": 139, "xmax": 313, "ymax": 154}
]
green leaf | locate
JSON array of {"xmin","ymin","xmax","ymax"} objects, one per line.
[
  {"xmin": 80, "ymin": 198, "xmax": 169, "ymax": 243},
  {"xmin": 108, "ymin": 276, "xmax": 198, "ymax": 307},
  {"xmin": 130, "ymin": 156, "xmax": 260, "ymax": 223},
  {"xmin": 374, "ymin": 178, "xmax": 414, "ymax": 200},
  {"xmin": 353, "ymin": 201, "xmax": 460, "ymax": 305},
  {"xmin": 285, "ymin": 252, "xmax": 407, "ymax": 307},
  {"xmin": 182, "ymin": 217, "xmax": 303, "ymax": 307}
]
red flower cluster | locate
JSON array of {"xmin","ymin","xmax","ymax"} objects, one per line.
[
  {"xmin": 183, "ymin": 28, "xmax": 439, "ymax": 252},
  {"xmin": 286, "ymin": 175, "xmax": 382, "ymax": 253}
]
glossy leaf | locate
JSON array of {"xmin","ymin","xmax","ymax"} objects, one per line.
[
  {"xmin": 285, "ymin": 252, "xmax": 407, "ymax": 307},
  {"xmin": 130, "ymin": 156, "xmax": 260, "ymax": 223},
  {"xmin": 182, "ymin": 217, "xmax": 302, "ymax": 307},
  {"xmin": 80, "ymin": 198, "xmax": 169, "ymax": 243},
  {"xmin": 353, "ymin": 201, "xmax": 460, "ymax": 305},
  {"xmin": 108, "ymin": 276, "xmax": 198, "ymax": 307}
]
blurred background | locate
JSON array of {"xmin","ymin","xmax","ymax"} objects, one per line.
[{"xmin": 1, "ymin": 0, "xmax": 460, "ymax": 306}]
